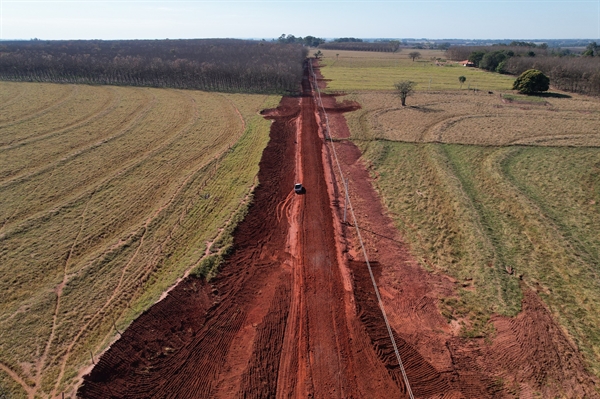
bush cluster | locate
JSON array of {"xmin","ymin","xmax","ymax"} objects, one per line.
[
  {"xmin": 446, "ymin": 43, "xmax": 600, "ymax": 96},
  {"xmin": 512, "ymin": 69, "xmax": 550, "ymax": 94}
]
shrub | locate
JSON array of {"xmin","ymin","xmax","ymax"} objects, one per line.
[{"xmin": 512, "ymin": 69, "xmax": 550, "ymax": 94}]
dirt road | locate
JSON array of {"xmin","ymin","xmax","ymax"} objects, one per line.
[
  {"xmin": 79, "ymin": 59, "xmax": 408, "ymax": 398},
  {"xmin": 79, "ymin": 60, "xmax": 600, "ymax": 399}
]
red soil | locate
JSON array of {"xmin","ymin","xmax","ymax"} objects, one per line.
[{"xmin": 78, "ymin": 61, "xmax": 599, "ymax": 398}]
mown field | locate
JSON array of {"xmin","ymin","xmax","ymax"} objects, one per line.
[
  {"xmin": 320, "ymin": 50, "xmax": 600, "ymax": 378},
  {"xmin": 0, "ymin": 81, "xmax": 279, "ymax": 398},
  {"xmin": 344, "ymin": 90, "xmax": 600, "ymax": 147},
  {"xmin": 318, "ymin": 49, "xmax": 516, "ymax": 92}
]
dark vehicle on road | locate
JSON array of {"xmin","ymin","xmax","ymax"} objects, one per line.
[{"xmin": 294, "ymin": 183, "xmax": 304, "ymax": 194}]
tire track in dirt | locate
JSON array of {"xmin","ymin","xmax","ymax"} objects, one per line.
[
  {"xmin": 0, "ymin": 84, "xmax": 78, "ymax": 128},
  {"xmin": 0, "ymin": 362, "xmax": 33, "ymax": 398},
  {"xmin": 36, "ymin": 191, "xmax": 95, "ymax": 399},
  {"xmin": 0, "ymin": 88, "xmax": 155, "ymax": 189},
  {"xmin": 0, "ymin": 86, "xmax": 120, "ymax": 151}
]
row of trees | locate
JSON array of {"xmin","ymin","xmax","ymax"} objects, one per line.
[
  {"xmin": 318, "ymin": 41, "xmax": 401, "ymax": 52},
  {"xmin": 446, "ymin": 43, "xmax": 600, "ymax": 96},
  {"xmin": 276, "ymin": 34, "xmax": 325, "ymax": 48},
  {"xmin": 446, "ymin": 45, "xmax": 548, "ymax": 63},
  {"xmin": 503, "ymin": 57, "xmax": 600, "ymax": 96},
  {"xmin": 0, "ymin": 39, "xmax": 308, "ymax": 94}
]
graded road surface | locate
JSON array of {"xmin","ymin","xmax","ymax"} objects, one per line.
[
  {"xmin": 79, "ymin": 60, "xmax": 600, "ymax": 399},
  {"xmin": 79, "ymin": 59, "xmax": 408, "ymax": 398}
]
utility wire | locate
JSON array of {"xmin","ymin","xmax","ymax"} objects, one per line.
[{"xmin": 308, "ymin": 61, "xmax": 415, "ymax": 399}]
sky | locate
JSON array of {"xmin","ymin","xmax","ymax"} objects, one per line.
[{"xmin": 1, "ymin": 0, "xmax": 599, "ymax": 41}]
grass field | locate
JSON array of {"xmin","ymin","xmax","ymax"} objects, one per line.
[
  {"xmin": 344, "ymin": 90, "xmax": 600, "ymax": 147},
  {"xmin": 327, "ymin": 50, "xmax": 600, "ymax": 377},
  {"xmin": 360, "ymin": 142, "xmax": 600, "ymax": 375},
  {"xmin": 0, "ymin": 82, "xmax": 279, "ymax": 398},
  {"xmin": 318, "ymin": 49, "xmax": 516, "ymax": 92}
]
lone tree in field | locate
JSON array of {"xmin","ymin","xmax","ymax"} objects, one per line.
[
  {"xmin": 408, "ymin": 51, "xmax": 421, "ymax": 62},
  {"xmin": 512, "ymin": 69, "xmax": 550, "ymax": 94},
  {"xmin": 395, "ymin": 81, "xmax": 416, "ymax": 106},
  {"xmin": 459, "ymin": 76, "xmax": 466, "ymax": 88}
]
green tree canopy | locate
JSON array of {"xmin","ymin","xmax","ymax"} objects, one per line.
[
  {"xmin": 512, "ymin": 69, "xmax": 550, "ymax": 94},
  {"xmin": 479, "ymin": 50, "xmax": 508, "ymax": 71},
  {"xmin": 394, "ymin": 81, "xmax": 416, "ymax": 106},
  {"xmin": 408, "ymin": 51, "xmax": 421, "ymax": 62},
  {"xmin": 468, "ymin": 50, "xmax": 486, "ymax": 67}
]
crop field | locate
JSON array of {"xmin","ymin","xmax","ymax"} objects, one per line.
[
  {"xmin": 0, "ymin": 81, "xmax": 279, "ymax": 398},
  {"xmin": 318, "ymin": 49, "xmax": 516, "ymax": 92},
  {"xmin": 325, "ymin": 54, "xmax": 600, "ymax": 379}
]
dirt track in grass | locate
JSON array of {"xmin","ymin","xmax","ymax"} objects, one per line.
[{"xmin": 78, "ymin": 60, "xmax": 599, "ymax": 398}]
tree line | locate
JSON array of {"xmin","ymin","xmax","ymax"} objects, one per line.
[
  {"xmin": 446, "ymin": 43, "xmax": 600, "ymax": 96},
  {"xmin": 503, "ymin": 57, "xmax": 600, "ymax": 96},
  {"xmin": 276, "ymin": 34, "xmax": 325, "ymax": 47},
  {"xmin": 318, "ymin": 41, "xmax": 401, "ymax": 53},
  {"xmin": 0, "ymin": 39, "xmax": 308, "ymax": 94}
]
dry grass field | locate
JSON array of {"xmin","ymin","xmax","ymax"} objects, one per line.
[
  {"xmin": 323, "ymin": 53, "xmax": 600, "ymax": 378},
  {"xmin": 318, "ymin": 49, "xmax": 516, "ymax": 92},
  {"xmin": 344, "ymin": 90, "xmax": 600, "ymax": 147},
  {"xmin": 0, "ymin": 81, "xmax": 279, "ymax": 398}
]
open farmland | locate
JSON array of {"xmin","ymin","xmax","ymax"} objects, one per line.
[
  {"xmin": 318, "ymin": 49, "xmax": 516, "ymax": 92},
  {"xmin": 359, "ymin": 143, "xmax": 600, "ymax": 372},
  {"xmin": 0, "ymin": 81, "xmax": 278, "ymax": 398},
  {"xmin": 319, "ymin": 51, "xmax": 600, "ymax": 388},
  {"xmin": 344, "ymin": 90, "xmax": 600, "ymax": 146}
]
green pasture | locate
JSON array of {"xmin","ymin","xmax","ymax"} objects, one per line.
[{"xmin": 318, "ymin": 49, "xmax": 515, "ymax": 92}]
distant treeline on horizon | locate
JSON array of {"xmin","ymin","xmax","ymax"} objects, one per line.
[{"xmin": 0, "ymin": 39, "xmax": 308, "ymax": 94}]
